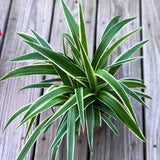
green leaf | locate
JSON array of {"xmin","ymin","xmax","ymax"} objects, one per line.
[
  {"xmin": 23, "ymin": 41, "xmax": 86, "ymax": 81},
  {"xmin": 109, "ymin": 40, "xmax": 148, "ymax": 75},
  {"xmin": 43, "ymin": 94, "xmax": 77, "ymax": 129},
  {"xmin": 50, "ymin": 114, "xmax": 68, "ymax": 150},
  {"xmin": 4, "ymin": 104, "xmax": 31, "ymax": 130},
  {"xmin": 62, "ymin": 33, "xmax": 81, "ymax": 67},
  {"xmin": 94, "ymin": 105, "xmax": 121, "ymax": 122},
  {"xmin": 21, "ymin": 96, "xmax": 68, "ymax": 124},
  {"xmin": 78, "ymin": 39, "xmax": 97, "ymax": 90},
  {"xmin": 134, "ymin": 90, "xmax": 152, "ymax": 99},
  {"xmin": 9, "ymin": 52, "xmax": 47, "ymax": 62},
  {"xmin": 102, "ymin": 16, "xmax": 121, "ymax": 39},
  {"xmin": 0, "ymin": 64, "xmax": 57, "ymax": 81},
  {"xmin": 92, "ymin": 17, "xmax": 136, "ymax": 70},
  {"xmin": 50, "ymin": 95, "xmax": 95, "ymax": 151},
  {"xmin": 44, "ymin": 90, "xmax": 94, "ymax": 130},
  {"xmin": 120, "ymin": 78, "xmax": 142, "ymax": 82},
  {"xmin": 75, "ymin": 118, "xmax": 80, "ymax": 135},
  {"xmin": 16, "ymin": 116, "xmax": 51, "ymax": 160},
  {"xmin": 79, "ymin": 2, "xmax": 88, "ymax": 55},
  {"xmin": 19, "ymin": 83, "xmax": 52, "ymax": 91},
  {"xmin": 105, "ymin": 57, "xmax": 143, "ymax": 69},
  {"xmin": 97, "ymin": 28, "xmax": 141, "ymax": 69},
  {"xmin": 101, "ymin": 113, "xmax": 119, "ymax": 135},
  {"xmin": 97, "ymin": 91, "xmax": 146, "ymax": 142},
  {"xmin": 67, "ymin": 106, "xmax": 76, "ymax": 160},
  {"xmin": 120, "ymin": 79, "xmax": 146, "ymax": 88},
  {"xmin": 17, "ymin": 32, "xmax": 39, "ymax": 44},
  {"xmin": 96, "ymin": 69, "xmax": 138, "ymax": 124},
  {"xmin": 94, "ymin": 108, "xmax": 101, "ymax": 127},
  {"xmin": 51, "ymin": 138, "xmax": 63, "ymax": 160},
  {"xmin": 24, "ymin": 116, "xmax": 37, "ymax": 140},
  {"xmin": 75, "ymin": 87, "xmax": 85, "ymax": 132},
  {"xmin": 21, "ymin": 86, "xmax": 73, "ymax": 124},
  {"xmin": 53, "ymin": 65, "xmax": 73, "ymax": 87},
  {"xmin": 31, "ymin": 29, "xmax": 53, "ymax": 50},
  {"xmin": 61, "ymin": 0, "xmax": 79, "ymax": 47},
  {"xmin": 86, "ymin": 104, "xmax": 94, "ymax": 150},
  {"xmin": 120, "ymin": 82, "xmax": 148, "ymax": 108}
]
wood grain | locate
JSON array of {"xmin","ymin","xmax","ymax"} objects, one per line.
[
  {"xmin": 0, "ymin": 0, "xmax": 11, "ymax": 47},
  {"xmin": 91, "ymin": 0, "xmax": 144, "ymax": 160},
  {"xmin": 0, "ymin": 0, "xmax": 53, "ymax": 159},
  {"xmin": 142, "ymin": 0, "xmax": 160, "ymax": 159}
]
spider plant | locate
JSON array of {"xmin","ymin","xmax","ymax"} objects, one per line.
[{"xmin": 1, "ymin": 0, "xmax": 151, "ymax": 160}]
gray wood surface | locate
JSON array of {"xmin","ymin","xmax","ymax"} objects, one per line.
[
  {"xmin": 0, "ymin": 0, "xmax": 11, "ymax": 47},
  {"xmin": 0, "ymin": 0, "xmax": 54, "ymax": 159},
  {"xmin": 0, "ymin": 0, "xmax": 159, "ymax": 159},
  {"xmin": 91, "ymin": 0, "xmax": 144, "ymax": 160},
  {"xmin": 142, "ymin": 0, "xmax": 160, "ymax": 159}
]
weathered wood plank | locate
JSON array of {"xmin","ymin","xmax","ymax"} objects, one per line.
[
  {"xmin": 91, "ymin": 0, "xmax": 144, "ymax": 160},
  {"xmin": 0, "ymin": 0, "xmax": 11, "ymax": 47},
  {"xmin": 34, "ymin": 0, "xmax": 97, "ymax": 159},
  {"xmin": 142, "ymin": 0, "xmax": 160, "ymax": 159},
  {"xmin": 0, "ymin": 0, "xmax": 53, "ymax": 159}
]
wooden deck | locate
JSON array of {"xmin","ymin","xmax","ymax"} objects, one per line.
[{"xmin": 0, "ymin": 0, "xmax": 159, "ymax": 159}]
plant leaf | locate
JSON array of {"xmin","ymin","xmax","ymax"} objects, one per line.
[
  {"xmin": 16, "ymin": 116, "xmax": 51, "ymax": 160},
  {"xmin": 94, "ymin": 105, "xmax": 121, "ymax": 122},
  {"xmin": 120, "ymin": 79, "xmax": 146, "ymax": 88},
  {"xmin": 9, "ymin": 52, "xmax": 47, "ymax": 62},
  {"xmin": 109, "ymin": 40, "xmax": 148, "ymax": 75},
  {"xmin": 4, "ymin": 104, "xmax": 31, "ymax": 130},
  {"xmin": 86, "ymin": 104, "xmax": 94, "ymax": 150},
  {"xmin": 17, "ymin": 32, "xmax": 39, "ymax": 44},
  {"xmin": 23, "ymin": 41, "xmax": 86, "ymax": 81},
  {"xmin": 43, "ymin": 94, "xmax": 76, "ymax": 129},
  {"xmin": 53, "ymin": 65, "xmax": 73, "ymax": 87},
  {"xmin": 96, "ymin": 69, "xmax": 138, "ymax": 124},
  {"xmin": 105, "ymin": 56, "xmax": 143, "ymax": 69},
  {"xmin": 97, "ymin": 91, "xmax": 146, "ymax": 142},
  {"xmin": 97, "ymin": 28, "xmax": 141, "ymax": 69},
  {"xmin": 24, "ymin": 116, "xmax": 37, "ymax": 140},
  {"xmin": 94, "ymin": 108, "xmax": 101, "ymax": 127},
  {"xmin": 78, "ymin": 39, "xmax": 97, "ymax": 90},
  {"xmin": 67, "ymin": 106, "xmax": 76, "ymax": 160},
  {"xmin": 62, "ymin": 33, "xmax": 81, "ymax": 67},
  {"xmin": 61, "ymin": 0, "xmax": 79, "ymax": 47},
  {"xmin": 101, "ymin": 113, "xmax": 119, "ymax": 135},
  {"xmin": 50, "ymin": 114, "xmax": 68, "ymax": 150},
  {"xmin": 0, "ymin": 64, "xmax": 57, "ymax": 81},
  {"xmin": 50, "ymin": 96, "xmax": 95, "ymax": 151},
  {"xmin": 102, "ymin": 16, "xmax": 121, "ymax": 39},
  {"xmin": 21, "ymin": 86, "xmax": 73, "ymax": 124},
  {"xmin": 134, "ymin": 90, "xmax": 152, "ymax": 99},
  {"xmin": 92, "ymin": 17, "xmax": 136, "ymax": 70},
  {"xmin": 21, "ymin": 96, "xmax": 68, "ymax": 124},
  {"xmin": 43, "ymin": 90, "xmax": 94, "ymax": 130},
  {"xmin": 79, "ymin": 2, "xmax": 88, "ymax": 55},
  {"xmin": 31, "ymin": 29, "xmax": 53, "ymax": 50},
  {"xmin": 75, "ymin": 87, "xmax": 85, "ymax": 132},
  {"xmin": 120, "ymin": 82, "xmax": 148, "ymax": 108}
]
